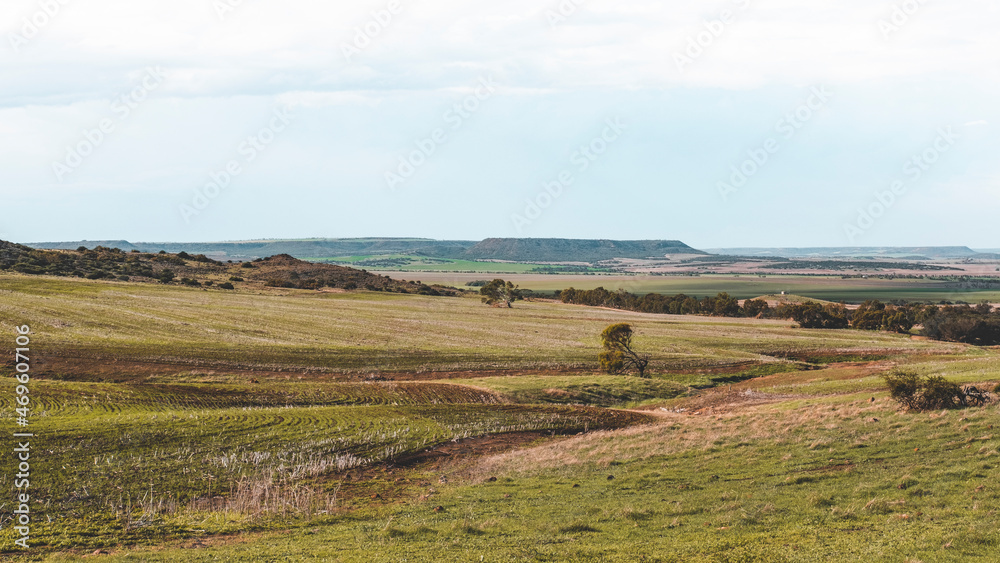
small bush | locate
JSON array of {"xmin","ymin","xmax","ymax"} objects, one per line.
[
  {"xmin": 884, "ymin": 372, "xmax": 971, "ymax": 411},
  {"xmin": 218, "ymin": 282, "xmax": 235, "ymax": 290}
]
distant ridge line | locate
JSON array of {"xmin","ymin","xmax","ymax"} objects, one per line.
[
  {"xmin": 706, "ymin": 246, "xmax": 981, "ymax": 259},
  {"xmin": 24, "ymin": 237, "xmax": 705, "ymax": 262}
]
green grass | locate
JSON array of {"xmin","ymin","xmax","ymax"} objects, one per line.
[
  {"xmin": 0, "ymin": 399, "xmax": 648, "ymax": 551},
  {"xmin": 436, "ymin": 375, "xmax": 690, "ymax": 407},
  {"xmin": 45, "ymin": 397, "xmax": 1000, "ymax": 562},
  {"xmin": 2, "ymin": 275, "xmax": 1000, "ymax": 560}
]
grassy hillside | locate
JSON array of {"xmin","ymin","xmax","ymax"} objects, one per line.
[
  {"xmin": 2, "ymin": 275, "xmax": 999, "ymax": 560},
  {"xmin": 0, "ymin": 275, "xmax": 965, "ymax": 379},
  {"xmin": 0, "ymin": 241, "xmax": 456, "ymax": 295}
]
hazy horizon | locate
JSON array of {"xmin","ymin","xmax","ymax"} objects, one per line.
[{"xmin": 11, "ymin": 235, "xmax": 997, "ymax": 253}]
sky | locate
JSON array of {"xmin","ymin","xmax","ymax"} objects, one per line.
[{"xmin": 0, "ymin": 0, "xmax": 997, "ymax": 249}]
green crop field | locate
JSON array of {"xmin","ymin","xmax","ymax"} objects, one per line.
[
  {"xmin": 307, "ymin": 255, "xmax": 551, "ymax": 274},
  {"xmin": 1, "ymin": 274, "xmax": 1000, "ymax": 561}
]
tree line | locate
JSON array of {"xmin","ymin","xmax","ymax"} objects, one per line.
[{"xmin": 557, "ymin": 286, "xmax": 1000, "ymax": 345}]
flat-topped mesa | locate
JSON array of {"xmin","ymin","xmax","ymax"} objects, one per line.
[{"xmin": 463, "ymin": 238, "xmax": 706, "ymax": 262}]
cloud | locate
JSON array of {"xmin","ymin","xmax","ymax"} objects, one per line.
[
  {"xmin": 3, "ymin": 0, "xmax": 999, "ymax": 103},
  {"xmin": 1, "ymin": 0, "xmax": 998, "ymax": 245}
]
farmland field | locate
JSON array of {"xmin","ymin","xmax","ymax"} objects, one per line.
[
  {"xmin": 2, "ymin": 274, "xmax": 1000, "ymax": 561},
  {"xmin": 307, "ymin": 256, "xmax": 557, "ymax": 274},
  {"xmin": 393, "ymin": 272, "xmax": 1000, "ymax": 303}
]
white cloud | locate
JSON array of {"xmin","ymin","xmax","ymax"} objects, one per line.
[{"xmin": 3, "ymin": 0, "xmax": 998, "ymax": 103}]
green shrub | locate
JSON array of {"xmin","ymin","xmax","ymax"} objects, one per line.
[{"xmin": 884, "ymin": 372, "xmax": 968, "ymax": 410}]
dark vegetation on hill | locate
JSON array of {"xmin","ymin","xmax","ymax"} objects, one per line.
[
  {"xmin": 558, "ymin": 286, "xmax": 1000, "ymax": 345},
  {"xmin": 248, "ymin": 254, "xmax": 456, "ymax": 295},
  {"xmin": 1, "ymin": 240, "xmax": 193, "ymax": 280},
  {"xmin": 0, "ymin": 240, "xmax": 458, "ymax": 295}
]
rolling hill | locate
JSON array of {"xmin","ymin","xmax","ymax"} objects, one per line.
[{"xmin": 0, "ymin": 240, "xmax": 457, "ymax": 295}]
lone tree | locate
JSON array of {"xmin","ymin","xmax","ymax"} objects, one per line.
[
  {"xmin": 480, "ymin": 279, "xmax": 523, "ymax": 308},
  {"xmin": 598, "ymin": 323, "xmax": 650, "ymax": 378}
]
